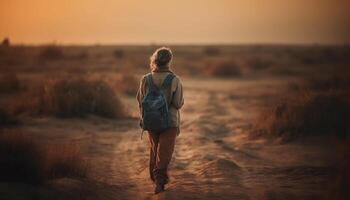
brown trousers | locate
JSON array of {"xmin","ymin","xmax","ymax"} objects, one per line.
[{"xmin": 148, "ymin": 127, "xmax": 178, "ymax": 185}]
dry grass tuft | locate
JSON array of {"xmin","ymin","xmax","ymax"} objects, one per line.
[
  {"xmin": 45, "ymin": 144, "xmax": 88, "ymax": 180},
  {"xmin": 252, "ymin": 78, "xmax": 350, "ymax": 142},
  {"xmin": 205, "ymin": 60, "xmax": 242, "ymax": 77},
  {"xmin": 0, "ymin": 131, "xmax": 87, "ymax": 184},
  {"xmin": 11, "ymin": 77, "xmax": 127, "ymax": 118}
]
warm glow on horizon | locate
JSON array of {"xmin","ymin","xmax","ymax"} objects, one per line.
[{"xmin": 1, "ymin": 0, "xmax": 349, "ymax": 44}]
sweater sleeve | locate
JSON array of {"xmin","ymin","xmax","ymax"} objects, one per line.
[
  {"xmin": 171, "ymin": 77, "xmax": 184, "ymax": 109},
  {"xmin": 136, "ymin": 75, "xmax": 146, "ymax": 111}
]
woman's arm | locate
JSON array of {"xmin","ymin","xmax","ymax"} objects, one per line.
[
  {"xmin": 171, "ymin": 77, "xmax": 184, "ymax": 109},
  {"xmin": 136, "ymin": 76, "xmax": 146, "ymax": 109}
]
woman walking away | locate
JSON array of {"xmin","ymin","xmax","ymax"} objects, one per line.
[{"xmin": 136, "ymin": 47, "xmax": 184, "ymax": 194}]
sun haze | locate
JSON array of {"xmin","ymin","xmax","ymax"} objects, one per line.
[{"xmin": 1, "ymin": 0, "xmax": 349, "ymax": 44}]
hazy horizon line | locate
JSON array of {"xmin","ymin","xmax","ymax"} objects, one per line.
[{"xmin": 6, "ymin": 41, "xmax": 350, "ymax": 47}]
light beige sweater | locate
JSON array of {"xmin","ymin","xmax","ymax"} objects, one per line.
[{"xmin": 136, "ymin": 71, "xmax": 184, "ymax": 127}]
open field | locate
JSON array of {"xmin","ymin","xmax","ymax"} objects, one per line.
[{"xmin": 0, "ymin": 44, "xmax": 349, "ymax": 200}]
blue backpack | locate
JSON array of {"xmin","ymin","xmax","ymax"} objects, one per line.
[{"xmin": 141, "ymin": 73, "xmax": 175, "ymax": 133}]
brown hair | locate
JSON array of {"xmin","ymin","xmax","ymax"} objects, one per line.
[{"xmin": 150, "ymin": 47, "xmax": 173, "ymax": 71}]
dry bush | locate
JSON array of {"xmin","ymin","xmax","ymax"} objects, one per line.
[
  {"xmin": 12, "ymin": 78, "xmax": 127, "ymax": 118},
  {"xmin": 0, "ymin": 73, "xmax": 20, "ymax": 93},
  {"xmin": 0, "ymin": 131, "xmax": 87, "ymax": 184},
  {"xmin": 1, "ymin": 38, "xmax": 10, "ymax": 47},
  {"xmin": 205, "ymin": 60, "xmax": 242, "ymax": 77},
  {"xmin": 203, "ymin": 47, "xmax": 220, "ymax": 56},
  {"xmin": 252, "ymin": 78, "xmax": 350, "ymax": 142},
  {"xmin": 113, "ymin": 49, "xmax": 124, "ymax": 58},
  {"xmin": 39, "ymin": 45, "xmax": 64, "ymax": 60}
]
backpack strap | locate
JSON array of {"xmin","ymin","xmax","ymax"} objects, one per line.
[
  {"xmin": 161, "ymin": 73, "xmax": 175, "ymax": 90},
  {"xmin": 146, "ymin": 73, "xmax": 157, "ymax": 91}
]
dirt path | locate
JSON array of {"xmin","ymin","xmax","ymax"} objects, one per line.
[{"xmin": 118, "ymin": 78, "xmax": 335, "ymax": 200}]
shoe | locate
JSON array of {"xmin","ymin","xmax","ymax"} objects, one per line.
[{"xmin": 154, "ymin": 183, "xmax": 165, "ymax": 194}]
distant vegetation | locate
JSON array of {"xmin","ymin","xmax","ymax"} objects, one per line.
[
  {"xmin": 203, "ymin": 46, "xmax": 221, "ymax": 56},
  {"xmin": 39, "ymin": 45, "xmax": 64, "ymax": 60},
  {"xmin": 1, "ymin": 44, "xmax": 349, "ymax": 77},
  {"xmin": 113, "ymin": 49, "xmax": 124, "ymax": 59},
  {"xmin": 205, "ymin": 60, "xmax": 242, "ymax": 77}
]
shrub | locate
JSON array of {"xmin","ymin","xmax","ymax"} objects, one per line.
[
  {"xmin": 39, "ymin": 46, "xmax": 64, "ymax": 60},
  {"xmin": 251, "ymin": 80, "xmax": 350, "ymax": 142},
  {"xmin": 0, "ymin": 131, "xmax": 87, "ymax": 184},
  {"xmin": 0, "ymin": 73, "xmax": 20, "ymax": 93},
  {"xmin": 113, "ymin": 49, "xmax": 124, "ymax": 58},
  {"xmin": 1, "ymin": 38, "xmax": 10, "ymax": 47},
  {"xmin": 203, "ymin": 47, "xmax": 220, "ymax": 56},
  {"xmin": 12, "ymin": 78, "xmax": 127, "ymax": 118},
  {"xmin": 205, "ymin": 60, "xmax": 242, "ymax": 77}
]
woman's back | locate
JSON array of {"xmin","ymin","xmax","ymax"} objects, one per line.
[{"xmin": 137, "ymin": 71, "xmax": 184, "ymax": 127}]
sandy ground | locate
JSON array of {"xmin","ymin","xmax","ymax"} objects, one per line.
[{"xmin": 3, "ymin": 77, "xmax": 339, "ymax": 200}]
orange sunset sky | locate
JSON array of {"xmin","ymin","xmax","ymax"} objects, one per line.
[{"xmin": 1, "ymin": 0, "xmax": 349, "ymax": 45}]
